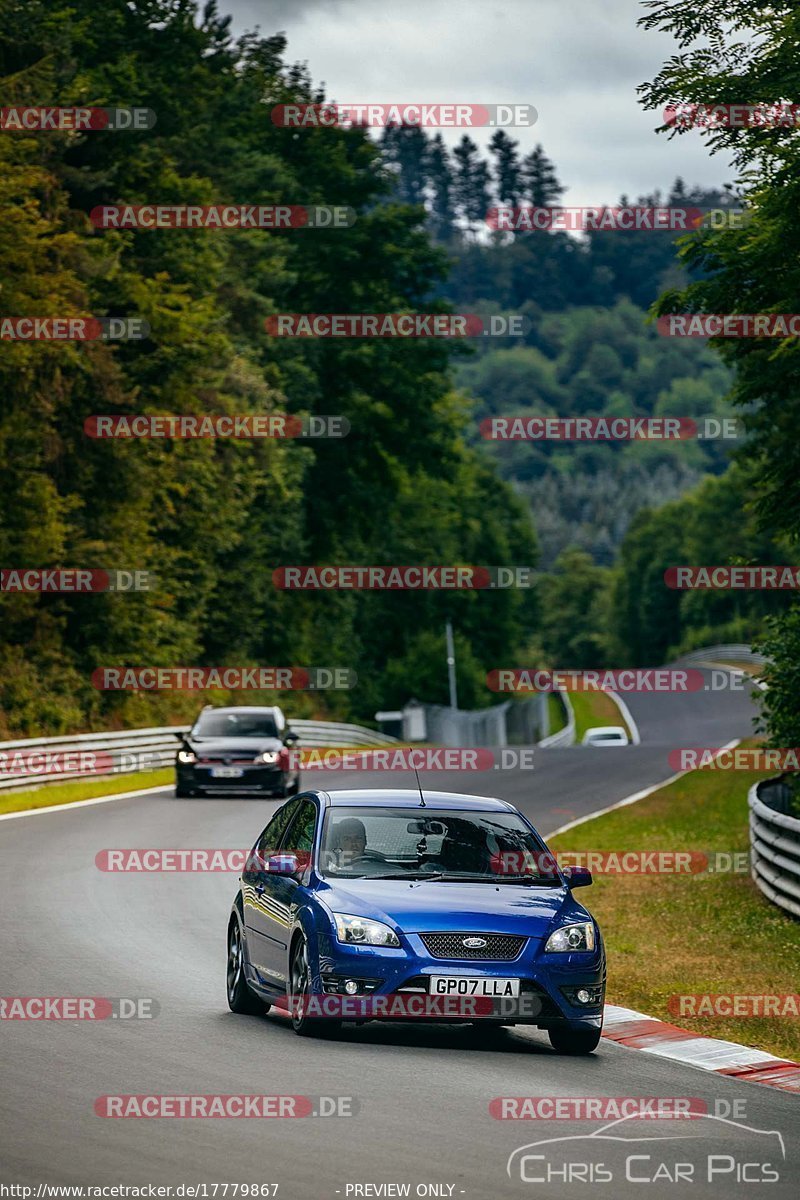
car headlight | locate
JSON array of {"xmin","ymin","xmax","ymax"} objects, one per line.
[
  {"xmin": 177, "ymin": 749, "xmax": 196, "ymax": 764},
  {"xmin": 255, "ymin": 751, "xmax": 279, "ymax": 765},
  {"xmin": 544, "ymin": 922, "xmax": 596, "ymax": 953},
  {"xmin": 333, "ymin": 913, "xmax": 401, "ymax": 947}
]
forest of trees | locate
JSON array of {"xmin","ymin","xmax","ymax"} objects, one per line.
[
  {"xmin": 2, "ymin": 0, "xmax": 799, "ymax": 741},
  {"xmin": 378, "ymin": 126, "xmax": 741, "ymax": 565},
  {"xmin": 0, "ymin": 0, "xmax": 538, "ymax": 735}
]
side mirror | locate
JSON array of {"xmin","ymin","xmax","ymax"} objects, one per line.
[
  {"xmin": 174, "ymin": 731, "xmax": 189, "ymax": 741},
  {"xmin": 284, "ymin": 732, "xmax": 299, "ymax": 745},
  {"xmin": 267, "ymin": 853, "xmax": 299, "ymax": 876},
  {"xmin": 564, "ymin": 866, "xmax": 592, "ymax": 889}
]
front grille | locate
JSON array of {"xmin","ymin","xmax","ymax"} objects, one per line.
[
  {"xmin": 420, "ymin": 932, "xmax": 526, "ymax": 961},
  {"xmin": 197, "ymin": 756, "xmax": 257, "ymax": 764}
]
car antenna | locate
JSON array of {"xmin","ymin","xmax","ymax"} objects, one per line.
[{"xmin": 413, "ymin": 766, "xmax": 426, "ymax": 807}]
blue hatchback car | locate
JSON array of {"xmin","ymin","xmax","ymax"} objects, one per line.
[{"xmin": 227, "ymin": 789, "xmax": 606, "ymax": 1053}]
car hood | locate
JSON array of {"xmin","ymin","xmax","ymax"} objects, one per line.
[
  {"xmin": 186, "ymin": 736, "xmax": 284, "ymax": 755},
  {"xmin": 316, "ymin": 878, "xmax": 580, "ymax": 938}
]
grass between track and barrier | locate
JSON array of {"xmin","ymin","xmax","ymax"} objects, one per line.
[
  {"xmin": 0, "ymin": 770, "xmax": 175, "ymax": 817},
  {"xmin": 548, "ymin": 753, "xmax": 800, "ymax": 1062},
  {"xmin": 568, "ymin": 689, "xmax": 633, "ymax": 743},
  {"xmin": 0, "ymin": 744, "xmax": 421, "ymax": 818}
]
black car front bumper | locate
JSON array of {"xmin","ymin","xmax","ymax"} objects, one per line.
[{"xmin": 176, "ymin": 762, "xmax": 291, "ymax": 795}]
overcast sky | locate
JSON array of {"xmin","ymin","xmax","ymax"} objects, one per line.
[{"xmin": 218, "ymin": 0, "xmax": 733, "ymax": 208}]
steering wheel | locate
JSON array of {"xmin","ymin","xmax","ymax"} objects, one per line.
[{"xmin": 351, "ymin": 848, "xmax": 387, "ymax": 862}]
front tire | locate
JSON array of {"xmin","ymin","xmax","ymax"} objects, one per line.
[
  {"xmin": 289, "ymin": 935, "xmax": 340, "ymax": 1038},
  {"xmin": 227, "ymin": 919, "xmax": 266, "ymax": 1015},
  {"xmin": 175, "ymin": 782, "xmax": 193, "ymax": 798},
  {"xmin": 548, "ymin": 1024, "xmax": 602, "ymax": 1055}
]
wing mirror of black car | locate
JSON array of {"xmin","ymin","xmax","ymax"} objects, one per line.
[
  {"xmin": 267, "ymin": 853, "xmax": 299, "ymax": 876},
  {"xmin": 174, "ymin": 731, "xmax": 188, "ymax": 741},
  {"xmin": 564, "ymin": 866, "xmax": 593, "ymax": 889},
  {"xmin": 284, "ymin": 732, "xmax": 299, "ymax": 745}
]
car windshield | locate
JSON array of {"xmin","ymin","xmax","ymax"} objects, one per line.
[
  {"xmin": 318, "ymin": 806, "xmax": 560, "ymax": 882},
  {"xmin": 192, "ymin": 711, "xmax": 278, "ymax": 738}
]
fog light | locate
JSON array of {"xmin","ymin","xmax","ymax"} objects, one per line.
[
  {"xmin": 576, "ymin": 988, "xmax": 591, "ymax": 1005},
  {"xmin": 344, "ymin": 979, "xmax": 359, "ymax": 995}
]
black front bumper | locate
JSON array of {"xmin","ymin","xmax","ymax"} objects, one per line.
[{"xmin": 177, "ymin": 763, "xmax": 290, "ymax": 794}]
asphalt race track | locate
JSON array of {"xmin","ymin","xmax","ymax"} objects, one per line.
[{"xmin": 2, "ymin": 671, "xmax": 796, "ymax": 1198}]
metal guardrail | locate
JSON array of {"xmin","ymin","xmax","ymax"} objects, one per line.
[
  {"xmin": 749, "ymin": 778, "xmax": 800, "ymax": 921},
  {"xmin": 677, "ymin": 643, "xmax": 768, "ymax": 669},
  {"xmin": 0, "ymin": 719, "xmax": 398, "ymax": 792},
  {"xmin": 538, "ymin": 690, "xmax": 575, "ymax": 748}
]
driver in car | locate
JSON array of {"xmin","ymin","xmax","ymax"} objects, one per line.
[{"xmin": 335, "ymin": 817, "xmax": 368, "ymax": 868}]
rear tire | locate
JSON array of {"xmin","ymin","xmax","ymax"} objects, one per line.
[
  {"xmin": 548, "ymin": 1024, "xmax": 602, "ymax": 1055},
  {"xmin": 175, "ymin": 783, "xmax": 193, "ymax": 798},
  {"xmin": 227, "ymin": 919, "xmax": 266, "ymax": 1015}
]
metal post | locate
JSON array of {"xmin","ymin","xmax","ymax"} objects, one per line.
[{"xmin": 445, "ymin": 620, "xmax": 458, "ymax": 711}]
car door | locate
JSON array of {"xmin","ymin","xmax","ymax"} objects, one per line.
[
  {"xmin": 241, "ymin": 798, "xmax": 301, "ymax": 987},
  {"xmin": 256, "ymin": 797, "xmax": 319, "ymax": 985}
]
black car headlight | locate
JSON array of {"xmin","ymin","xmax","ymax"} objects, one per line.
[
  {"xmin": 177, "ymin": 749, "xmax": 196, "ymax": 764},
  {"xmin": 255, "ymin": 751, "xmax": 279, "ymax": 765},
  {"xmin": 544, "ymin": 922, "xmax": 596, "ymax": 953}
]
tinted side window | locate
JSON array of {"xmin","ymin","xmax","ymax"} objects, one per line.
[
  {"xmin": 284, "ymin": 800, "xmax": 318, "ymax": 859},
  {"xmin": 251, "ymin": 799, "xmax": 300, "ymax": 867}
]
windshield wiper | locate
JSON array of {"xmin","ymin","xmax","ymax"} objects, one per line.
[
  {"xmin": 370, "ymin": 872, "xmax": 445, "ymax": 881},
  {"xmin": 500, "ymin": 874, "xmax": 563, "ymax": 886}
]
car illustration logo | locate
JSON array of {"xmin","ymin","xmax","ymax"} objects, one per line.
[{"xmin": 463, "ymin": 937, "xmax": 487, "ymax": 948}]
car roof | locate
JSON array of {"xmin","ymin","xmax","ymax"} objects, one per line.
[
  {"xmin": 314, "ymin": 788, "xmax": 516, "ymax": 812},
  {"xmin": 198, "ymin": 705, "xmax": 281, "ymax": 714}
]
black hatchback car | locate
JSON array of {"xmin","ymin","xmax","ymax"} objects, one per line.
[{"xmin": 175, "ymin": 706, "xmax": 300, "ymax": 798}]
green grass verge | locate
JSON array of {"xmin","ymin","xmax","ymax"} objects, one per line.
[
  {"xmin": 546, "ymin": 693, "xmax": 567, "ymax": 736},
  {"xmin": 549, "ymin": 758, "xmax": 800, "ymax": 1062},
  {"xmin": 568, "ymin": 690, "xmax": 632, "ymax": 743},
  {"xmin": 0, "ymin": 769, "xmax": 174, "ymax": 817}
]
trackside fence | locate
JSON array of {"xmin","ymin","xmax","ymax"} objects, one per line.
[
  {"xmin": 0, "ymin": 719, "xmax": 398, "ymax": 793},
  {"xmin": 749, "ymin": 778, "xmax": 800, "ymax": 921}
]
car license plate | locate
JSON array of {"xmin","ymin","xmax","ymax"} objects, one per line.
[
  {"xmin": 430, "ymin": 976, "xmax": 520, "ymax": 997},
  {"xmin": 211, "ymin": 766, "xmax": 244, "ymax": 779}
]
